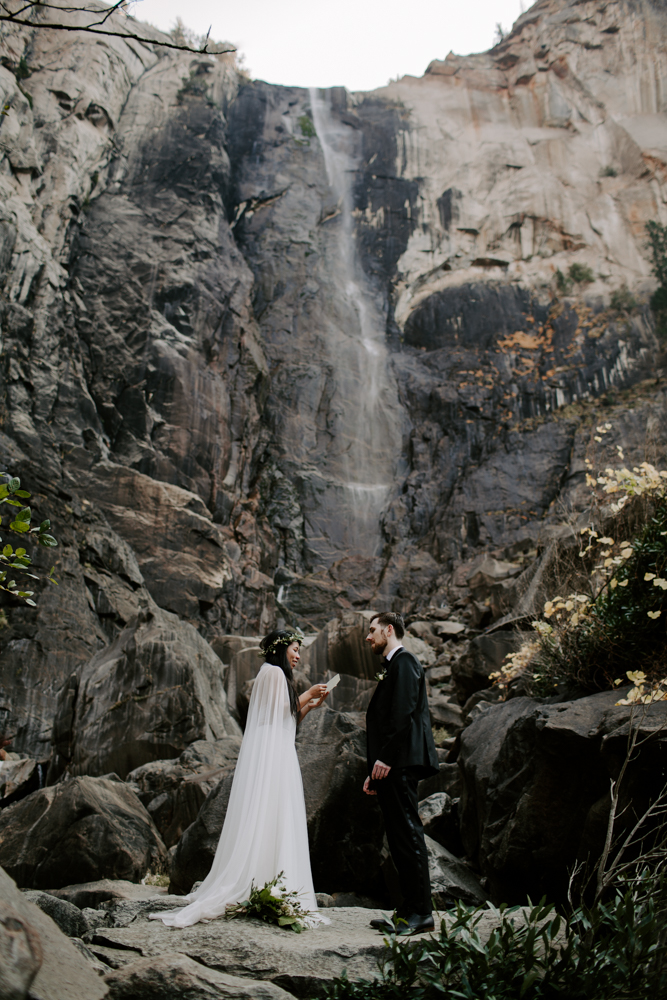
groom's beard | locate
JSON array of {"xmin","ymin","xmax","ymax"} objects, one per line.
[{"xmin": 370, "ymin": 639, "xmax": 388, "ymax": 657}]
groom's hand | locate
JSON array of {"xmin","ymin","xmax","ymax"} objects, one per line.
[
  {"xmin": 371, "ymin": 760, "xmax": 391, "ymax": 780},
  {"xmin": 363, "ymin": 776, "xmax": 377, "ymax": 796}
]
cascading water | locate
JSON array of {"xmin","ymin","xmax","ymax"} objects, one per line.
[{"xmin": 308, "ymin": 87, "xmax": 404, "ymax": 561}]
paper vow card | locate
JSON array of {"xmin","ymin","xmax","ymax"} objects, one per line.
[{"xmin": 325, "ymin": 673, "xmax": 341, "ymax": 693}]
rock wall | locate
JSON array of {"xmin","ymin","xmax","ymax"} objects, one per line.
[{"xmin": 0, "ymin": 0, "xmax": 666, "ymax": 754}]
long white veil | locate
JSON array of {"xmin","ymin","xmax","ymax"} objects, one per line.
[{"xmin": 152, "ymin": 662, "xmax": 324, "ymax": 927}]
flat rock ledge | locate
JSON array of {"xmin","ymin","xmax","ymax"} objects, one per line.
[
  {"xmin": 93, "ymin": 901, "xmax": 388, "ymax": 998},
  {"xmin": 90, "ymin": 894, "xmax": 508, "ymax": 998}
]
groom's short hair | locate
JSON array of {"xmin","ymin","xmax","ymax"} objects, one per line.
[{"xmin": 370, "ymin": 612, "xmax": 405, "ymax": 639}]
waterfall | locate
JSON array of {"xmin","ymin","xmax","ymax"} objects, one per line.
[{"xmin": 308, "ymin": 87, "xmax": 404, "ymax": 561}]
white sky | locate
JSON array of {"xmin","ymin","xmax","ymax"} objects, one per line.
[{"xmin": 127, "ymin": 0, "xmax": 532, "ymax": 93}]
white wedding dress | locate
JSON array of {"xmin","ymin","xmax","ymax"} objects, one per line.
[{"xmin": 151, "ymin": 662, "xmax": 325, "ymax": 928}]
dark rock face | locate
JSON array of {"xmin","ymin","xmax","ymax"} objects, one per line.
[
  {"xmin": 0, "ymin": 865, "xmax": 108, "ymax": 1000},
  {"xmin": 418, "ymin": 792, "xmax": 463, "ymax": 856},
  {"xmin": 1, "ymin": 0, "xmax": 667, "ymax": 760},
  {"xmin": 50, "ymin": 607, "xmax": 241, "ymax": 781},
  {"xmin": 128, "ymin": 738, "xmax": 242, "ymax": 848},
  {"xmin": 0, "ymin": 776, "xmax": 167, "ymax": 889},
  {"xmin": 458, "ymin": 693, "xmax": 667, "ymax": 903},
  {"xmin": 300, "ymin": 612, "xmax": 378, "ymax": 713},
  {"xmin": 21, "ymin": 890, "xmax": 89, "ymax": 939}
]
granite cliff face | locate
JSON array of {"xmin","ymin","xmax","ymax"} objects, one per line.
[{"xmin": 0, "ymin": 0, "xmax": 666, "ymax": 754}]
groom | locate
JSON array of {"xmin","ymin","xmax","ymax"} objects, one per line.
[{"xmin": 364, "ymin": 611, "xmax": 439, "ymax": 936}]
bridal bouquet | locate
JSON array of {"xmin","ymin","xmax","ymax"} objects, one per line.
[{"xmin": 225, "ymin": 872, "xmax": 310, "ymax": 933}]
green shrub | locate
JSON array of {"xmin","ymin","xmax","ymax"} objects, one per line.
[
  {"xmin": 610, "ymin": 286, "xmax": 636, "ymax": 312},
  {"xmin": 323, "ymin": 875, "xmax": 667, "ymax": 999},
  {"xmin": 600, "ymin": 165, "xmax": 618, "ymax": 178},
  {"xmin": 568, "ymin": 263, "xmax": 595, "ymax": 284},
  {"xmin": 555, "ymin": 269, "xmax": 572, "ymax": 294},
  {"xmin": 298, "ymin": 114, "xmax": 316, "ymax": 139},
  {"xmin": 0, "ymin": 474, "xmax": 58, "ymax": 606}
]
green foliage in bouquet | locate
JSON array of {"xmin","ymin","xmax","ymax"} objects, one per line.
[
  {"xmin": 0, "ymin": 473, "xmax": 58, "ymax": 607},
  {"xmin": 225, "ymin": 872, "xmax": 310, "ymax": 933}
]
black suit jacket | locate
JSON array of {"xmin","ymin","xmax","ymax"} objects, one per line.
[{"xmin": 366, "ymin": 647, "xmax": 439, "ymax": 781}]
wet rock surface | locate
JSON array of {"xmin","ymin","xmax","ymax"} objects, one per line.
[{"xmin": 0, "ymin": 776, "xmax": 167, "ymax": 890}]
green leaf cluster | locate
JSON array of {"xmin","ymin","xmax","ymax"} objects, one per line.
[
  {"xmin": 610, "ymin": 286, "xmax": 636, "ymax": 313},
  {"xmin": 324, "ymin": 873, "xmax": 667, "ymax": 999},
  {"xmin": 225, "ymin": 872, "xmax": 309, "ymax": 933},
  {"xmin": 298, "ymin": 114, "xmax": 316, "ymax": 139},
  {"xmin": 568, "ymin": 263, "xmax": 595, "ymax": 284},
  {"xmin": 0, "ymin": 473, "xmax": 58, "ymax": 607}
]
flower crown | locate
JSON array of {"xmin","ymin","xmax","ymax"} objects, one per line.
[{"xmin": 260, "ymin": 631, "xmax": 303, "ymax": 658}]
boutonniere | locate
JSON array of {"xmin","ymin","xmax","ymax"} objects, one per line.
[{"xmin": 375, "ymin": 668, "xmax": 387, "ymax": 682}]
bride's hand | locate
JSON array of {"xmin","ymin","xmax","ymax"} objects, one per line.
[{"xmin": 309, "ymin": 684, "xmax": 329, "ymax": 707}]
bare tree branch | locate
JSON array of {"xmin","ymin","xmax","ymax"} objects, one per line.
[{"xmin": 0, "ymin": 1, "xmax": 236, "ymax": 55}]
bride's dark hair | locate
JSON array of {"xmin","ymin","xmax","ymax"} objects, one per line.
[{"xmin": 260, "ymin": 629, "xmax": 301, "ymax": 718}]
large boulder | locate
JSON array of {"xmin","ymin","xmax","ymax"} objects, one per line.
[
  {"xmin": 451, "ymin": 632, "xmax": 520, "ymax": 703},
  {"xmin": 22, "ymin": 890, "xmax": 89, "ymax": 939},
  {"xmin": 427, "ymin": 837, "xmax": 487, "ymax": 909},
  {"xmin": 0, "ymin": 865, "xmax": 107, "ymax": 1000},
  {"xmin": 0, "ymin": 757, "xmax": 49, "ymax": 809},
  {"xmin": 169, "ymin": 707, "xmax": 385, "ymax": 898},
  {"xmin": 51, "ymin": 607, "xmax": 242, "ymax": 780},
  {"xmin": 223, "ymin": 646, "xmax": 264, "ymax": 724},
  {"xmin": 127, "ymin": 738, "xmax": 242, "ymax": 847},
  {"xmin": 418, "ymin": 792, "xmax": 463, "ymax": 856},
  {"xmin": 458, "ymin": 692, "xmax": 667, "ymax": 903},
  {"xmin": 0, "ymin": 898, "xmax": 42, "ymax": 1000},
  {"xmin": 0, "ymin": 776, "xmax": 167, "ymax": 889},
  {"xmin": 300, "ymin": 612, "xmax": 436, "ymax": 715},
  {"xmin": 300, "ymin": 612, "xmax": 378, "ymax": 713},
  {"xmin": 104, "ymin": 954, "xmax": 294, "ymax": 1000}
]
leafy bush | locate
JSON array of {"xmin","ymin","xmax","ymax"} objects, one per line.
[
  {"xmin": 299, "ymin": 114, "xmax": 316, "ymax": 139},
  {"xmin": 324, "ymin": 875, "xmax": 667, "ymax": 999},
  {"xmin": 490, "ymin": 463, "xmax": 667, "ymax": 697},
  {"xmin": 555, "ymin": 269, "xmax": 572, "ymax": 295},
  {"xmin": 0, "ymin": 474, "xmax": 57, "ymax": 606},
  {"xmin": 600, "ymin": 165, "xmax": 618, "ymax": 177},
  {"xmin": 610, "ymin": 286, "xmax": 636, "ymax": 312},
  {"xmin": 568, "ymin": 263, "xmax": 595, "ymax": 284}
]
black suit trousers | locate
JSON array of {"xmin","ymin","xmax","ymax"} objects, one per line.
[{"xmin": 377, "ymin": 767, "xmax": 432, "ymax": 915}]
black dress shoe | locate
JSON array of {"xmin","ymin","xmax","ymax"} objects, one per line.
[
  {"xmin": 369, "ymin": 914, "xmax": 396, "ymax": 932},
  {"xmin": 394, "ymin": 912, "xmax": 435, "ymax": 936}
]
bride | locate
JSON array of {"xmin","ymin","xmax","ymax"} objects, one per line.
[{"xmin": 152, "ymin": 629, "xmax": 329, "ymax": 928}]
